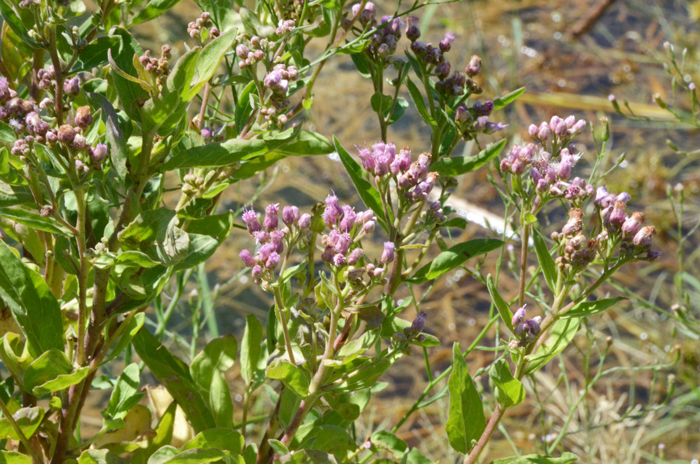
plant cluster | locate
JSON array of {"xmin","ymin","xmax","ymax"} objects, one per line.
[{"xmin": 0, "ymin": 0, "xmax": 675, "ymax": 463}]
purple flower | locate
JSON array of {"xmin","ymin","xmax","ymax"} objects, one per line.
[
  {"xmin": 455, "ymin": 104, "xmax": 472, "ymax": 125},
  {"xmin": 633, "ymin": 226, "xmax": 656, "ymax": 249},
  {"xmin": 253, "ymin": 230, "xmax": 270, "ymax": 243},
  {"xmin": 25, "ymin": 112, "xmax": 48, "ymax": 135},
  {"xmin": 439, "ymin": 33, "xmax": 455, "ymax": 52},
  {"xmin": 240, "ymin": 249, "xmax": 256, "ymax": 267},
  {"xmin": 242, "ymin": 206, "xmax": 261, "ymax": 234},
  {"xmin": 63, "ymin": 78, "xmax": 80, "ymax": 97},
  {"xmin": 266, "ymin": 252, "xmax": 281, "ymax": 269},
  {"xmin": 357, "ymin": 143, "xmax": 375, "ymax": 172},
  {"xmin": 472, "ymin": 100, "xmax": 494, "ymax": 117},
  {"xmin": 570, "ymin": 119, "xmax": 586, "ymax": 134},
  {"xmin": 557, "ymin": 154, "xmax": 574, "ymax": 180},
  {"xmin": 523, "ymin": 316, "xmax": 541, "ymax": 335},
  {"xmin": 484, "ymin": 121, "xmax": 507, "ymax": 134},
  {"xmin": 0, "ymin": 77, "xmax": 10, "ymax": 103},
  {"xmin": 347, "ymin": 248, "xmax": 364, "ymax": 265},
  {"xmin": 339, "ymin": 205, "xmax": 356, "ymax": 232},
  {"xmin": 257, "ymin": 243, "xmax": 275, "ymax": 262},
  {"xmin": 333, "ymin": 254, "xmax": 347, "ymax": 267},
  {"xmin": 608, "ymin": 201, "xmax": 626, "ymax": 229},
  {"xmin": 381, "ymin": 241, "xmax": 395, "ymax": 264},
  {"xmin": 616, "ymin": 192, "xmax": 631, "ymax": 204},
  {"xmin": 537, "ymin": 122, "xmax": 551, "ymax": 140},
  {"xmin": 512, "ymin": 305, "xmax": 526, "ymax": 326},
  {"xmin": 405, "ymin": 16, "xmax": 420, "ymax": 41},
  {"xmin": 465, "ymin": 55, "xmax": 481, "ymax": 77},
  {"xmin": 411, "ymin": 311, "xmax": 427, "ymax": 332},
  {"xmin": 75, "ymin": 106, "xmax": 93, "ymax": 128},
  {"xmin": 263, "ymin": 204, "xmax": 279, "ymax": 231},
  {"xmin": 594, "ymin": 186, "xmax": 610, "ymax": 207},
  {"xmin": 333, "ymin": 231, "xmax": 352, "ymax": 256},
  {"xmin": 90, "ymin": 143, "xmax": 109, "ymax": 164},
  {"xmin": 298, "ymin": 213, "xmax": 311, "ymax": 230},
  {"xmin": 236, "ymin": 44, "xmax": 249, "ymax": 59},
  {"xmin": 282, "ymin": 206, "xmax": 300, "ymax": 226},
  {"xmin": 252, "ymin": 265, "xmax": 263, "ymax": 278},
  {"xmin": 528, "ymin": 124, "xmax": 538, "ymax": 137},
  {"xmin": 363, "ymin": 220, "xmax": 376, "ymax": 233},
  {"xmin": 622, "ymin": 212, "xmax": 644, "ymax": 236},
  {"xmin": 323, "ymin": 193, "xmax": 342, "ymax": 227},
  {"xmin": 271, "ymin": 229, "xmax": 285, "ymax": 253}
]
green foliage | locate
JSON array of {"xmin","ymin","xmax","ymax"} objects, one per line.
[{"xmin": 447, "ymin": 343, "xmax": 486, "ymax": 454}]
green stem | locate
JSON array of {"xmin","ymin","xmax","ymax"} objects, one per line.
[
  {"xmin": 272, "ymin": 284, "xmax": 296, "ymax": 365},
  {"xmin": 0, "ymin": 394, "xmax": 43, "ymax": 463}
]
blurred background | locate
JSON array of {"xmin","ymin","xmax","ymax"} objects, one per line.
[{"xmin": 120, "ymin": 0, "xmax": 700, "ymax": 462}]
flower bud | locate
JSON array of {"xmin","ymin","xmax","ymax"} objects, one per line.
[
  {"xmin": 333, "ymin": 253, "xmax": 347, "ymax": 267},
  {"xmin": 633, "ymin": 226, "xmax": 656, "ymax": 249},
  {"xmin": 512, "ymin": 305, "xmax": 526, "ymax": 326},
  {"xmin": 25, "ymin": 111, "xmax": 48, "ymax": 135},
  {"xmin": 339, "ymin": 204, "xmax": 356, "ymax": 232},
  {"xmin": 381, "ymin": 241, "xmax": 395, "ymax": 264},
  {"xmin": 90, "ymin": 143, "xmax": 109, "ymax": 164},
  {"xmin": 282, "ymin": 206, "xmax": 300, "ymax": 226},
  {"xmin": 347, "ymin": 248, "xmax": 364, "ymax": 265},
  {"xmin": 608, "ymin": 201, "xmax": 626, "ymax": 229},
  {"xmin": 411, "ymin": 311, "xmax": 427, "ymax": 332},
  {"xmin": 240, "ymin": 249, "xmax": 256, "ymax": 267},
  {"xmin": 75, "ymin": 106, "xmax": 93, "ymax": 128},
  {"xmin": 439, "ymin": 32, "xmax": 455, "ymax": 52},
  {"xmin": 323, "ymin": 193, "xmax": 342, "ymax": 227},
  {"xmin": 528, "ymin": 124, "xmax": 538, "ymax": 137},
  {"xmin": 263, "ymin": 204, "xmax": 279, "ymax": 230},
  {"xmin": 472, "ymin": 100, "xmax": 494, "ymax": 116},
  {"xmin": 405, "ymin": 16, "xmax": 420, "ymax": 41},
  {"xmin": 363, "ymin": 220, "xmax": 376, "ymax": 233},
  {"xmin": 537, "ymin": 122, "xmax": 551, "ymax": 140},
  {"xmin": 252, "ymin": 265, "xmax": 263, "ymax": 278},
  {"xmin": 465, "ymin": 55, "xmax": 481, "ymax": 77},
  {"xmin": 57, "ymin": 124, "xmax": 76, "ymax": 144},
  {"xmin": 298, "ymin": 213, "xmax": 311, "ymax": 230},
  {"xmin": 63, "ymin": 78, "xmax": 80, "ymax": 97},
  {"xmin": 562, "ymin": 208, "xmax": 583, "ymax": 236},
  {"xmin": 242, "ymin": 206, "xmax": 262, "ymax": 233},
  {"xmin": 622, "ymin": 212, "xmax": 644, "ymax": 236}
]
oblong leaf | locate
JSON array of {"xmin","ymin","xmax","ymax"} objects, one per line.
[
  {"xmin": 492, "ymin": 87, "xmax": 526, "ymax": 111},
  {"xmin": 409, "ymin": 238, "xmax": 503, "ymax": 283},
  {"xmin": 446, "ymin": 342, "xmax": 486, "ymax": 454}
]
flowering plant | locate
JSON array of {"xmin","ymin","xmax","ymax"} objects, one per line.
[{"xmin": 0, "ymin": 0, "xmax": 669, "ymax": 463}]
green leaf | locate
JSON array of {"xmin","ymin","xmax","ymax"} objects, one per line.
[
  {"xmin": 131, "ymin": 0, "xmax": 185, "ymax": 25},
  {"xmin": 561, "ymin": 297, "xmax": 627, "ymax": 319},
  {"xmin": 350, "ymin": 53, "xmax": 371, "ymax": 78},
  {"xmin": 292, "ymin": 424, "xmax": 356, "ymax": 458},
  {"xmin": 132, "ymin": 328, "xmax": 216, "ymax": 432},
  {"xmin": 405, "ymin": 449, "xmax": 433, "ymax": 464},
  {"xmin": 78, "ymin": 449, "xmax": 131, "ymax": 464},
  {"xmin": 333, "ymin": 137, "xmax": 389, "ymax": 233},
  {"xmin": 103, "ymin": 313, "xmax": 145, "ymax": 364},
  {"xmin": 409, "ymin": 238, "xmax": 503, "ymax": 283},
  {"xmin": 405, "ymin": 78, "xmax": 435, "ymax": 128},
  {"xmin": 492, "ymin": 87, "xmax": 526, "ymax": 111},
  {"xmin": 72, "ymin": 37, "xmax": 121, "ymax": 73},
  {"xmin": 188, "ymin": 28, "xmax": 238, "ymax": 99},
  {"xmin": 266, "ymin": 360, "xmax": 309, "ymax": 397},
  {"xmin": 532, "ymin": 228, "xmax": 557, "ymax": 293},
  {"xmin": 0, "ymin": 207, "xmax": 72, "ymax": 235},
  {"xmin": 268, "ymin": 439, "xmax": 289, "ymax": 457},
  {"xmin": 525, "ymin": 317, "xmax": 581, "ymax": 375},
  {"xmin": 1, "ymin": 23, "xmax": 33, "ymax": 83},
  {"xmin": 181, "ymin": 428, "xmax": 245, "ymax": 455},
  {"xmin": 0, "ymin": 451, "xmax": 33, "ymax": 463},
  {"xmin": 0, "ymin": 183, "xmax": 33, "ymax": 208},
  {"xmin": 118, "ymin": 208, "xmax": 176, "ymax": 243},
  {"xmin": 240, "ymin": 315, "xmax": 263, "ymax": 385},
  {"xmin": 23, "ymin": 349, "xmax": 90, "ymax": 396},
  {"xmin": 146, "ymin": 447, "xmax": 227, "ymax": 464},
  {"xmin": 0, "ymin": 406, "xmax": 44, "ymax": 440},
  {"xmin": 446, "ymin": 342, "xmax": 486, "ymax": 454},
  {"xmin": 0, "ymin": 0, "xmax": 37, "ymax": 48},
  {"xmin": 371, "ymin": 430, "xmax": 407, "ymax": 459},
  {"xmin": 431, "ymin": 139, "xmax": 507, "ymax": 177},
  {"xmin": 131, "ymin": 401, "xmax": 177, "ymax": 464},
  {"xmin": 87, "ymin": 93, "xmax": 129, "ymax": 182},
  {"xmin": 489, "ymin": 359, "xmax": 524, "ymax": 408},
  {"xmin": 489, "ymin": 452, "xmax": 578, "ymax": 464},
  {"xmin": 108, "ymin": 27, "xmax": 149, "ymax": 121},
  {"xmin": 487, "ymin": 274, "xmax": 514, "ymax": 334},
  {"xmin": 190, "ymin": 335, "xmax": 238, "ymax": 428},
  {"xmin": 443, "ymin": 218, "xmax": 468, "ymax": 229},
  {"xmin": 0, "ymin": 241, "xmax": 64, "ymax": 357},
  {"xmin": 104, "ymin": 363, "xmax": 144, "ymax": 422},
  {"xmin": 162, "ymin": 129, "xmax": 300, "ymax": 170},
  {"xmin": 271, "ymin": 131, "xmax": 334, "ymax": 157}
]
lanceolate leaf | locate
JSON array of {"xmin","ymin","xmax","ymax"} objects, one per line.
[
  {"xmin": 190, "ymin": 335, "xmax": 238, "ymax": 428},
  {"xmin": 132, "ymin": 328, "xmax": 216, "ymax": 432},
  {"xmin": 431, "ymin": 139, "xmax": 507, "ymax": 177},
  {"xmin": 188, "ymin": 28, "xmax": 238, "ymax": 99},
  {"xmin": 487, "ymin": 274, "xmax": 514, "ymax": 334},
  {"xmin": 492, "ymin": 87, "xmax": 526, "ymax": 111},
  {"xmin": 409, "ymin": 238, "xmax": 503, "ymax": 283},
  {"xmin": 561, "ymin": 296, "xmax": 627, "ymax": 319},
  {"xmin": 240, "ymin": 315, "xmax": 263, "ymax": 385},
  {"xmin": 266, "ymin": 360, "xmax": 309, "ymax": 397},
  {"xmin": 533, "ymin": 228, "xmax": 557, "ymax": 293},
  {"xmin": 525, "ymin": 317, "xmax": 581, "ymax": 375},
  {"xmin": 0, "ymin": 241, "xmax": 64, "ymax": 358},
  {"xmin": 334, "ymin": 137, "xmax": 389, "ymax": 233},
  {"xmin": 23, "ymin": 349, "xmax": 90, "ymax": 396},
  {"xmin": 131, "ymin": 0, "xmax": 185, "ymax": 25},
  {"xmin": 489, "ymin": 452, "xmax": 578, "ymax": 464},
  {"xmin": 162, "ymin": 128, "xmax": 301, "ymax": 170},
  {"xmin": 446, "ymin": 342, "xmax": 486, "ymax": 454}
]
